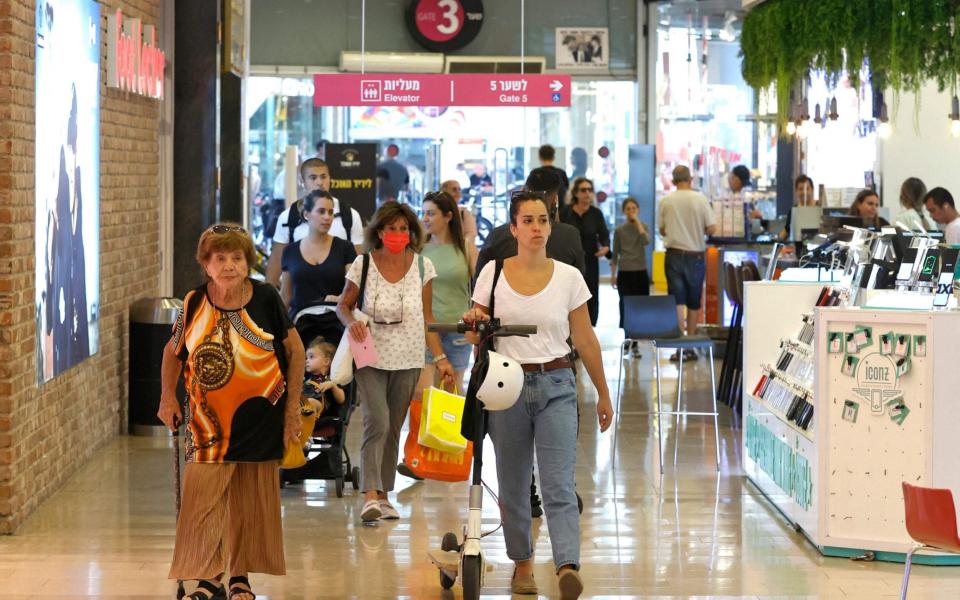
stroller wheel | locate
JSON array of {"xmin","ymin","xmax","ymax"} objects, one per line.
[
  {"xmin": 335, "ymin": 477, "xmax": 344, "ymax": 498},
  {"xmin": 351, "ymin": 466, "xmax": 361, "ymax": 490},
  {"xmin": 441, "ymin": 531, "xmax": 459, "ymax": 552}
]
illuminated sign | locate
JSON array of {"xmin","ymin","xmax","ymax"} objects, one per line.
[
  {"xmin": 106, "ymin": 9, "xmax": 165, "ymax": 100},
  {"xmin": 314, "ymin": 73, "xmax": 571, "ymax": 107}
]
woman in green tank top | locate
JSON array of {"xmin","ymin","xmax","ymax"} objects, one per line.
[{"xmin": 417, "ymin": 191, "xmax": 475, "ymax": 391}]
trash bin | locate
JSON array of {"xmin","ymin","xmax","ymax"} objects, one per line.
[{"xmin": 129, "ymin": 297, "xmax": 183, "ymax": 435}]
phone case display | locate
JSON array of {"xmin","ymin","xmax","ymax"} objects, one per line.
[
  {"xmin": 743, "ymin": 281, "xmax": 960, "ymax": 564},
  {"xmin": 742, "ymin": 281, "xmax": 826, "ymax": 540},
  {"xmin": 817, "ymin": 313, "xmax": 944, "ymax": 559}
]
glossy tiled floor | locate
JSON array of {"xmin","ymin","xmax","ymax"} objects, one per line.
[{"xmin": 2, "ymin": 288, "xmax": 958, "ymax": 598}]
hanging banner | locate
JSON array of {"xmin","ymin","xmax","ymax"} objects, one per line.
[
  {"xmin": 314, "ymin": 73, "xmax": 571, "ymax": 107},
  {"xmin": 325, "ymin": 143, "xmax": 378, "ymax": 223},
  {"xmin": 35, "ymin": 0, "xmax": 101, "ymax": 383}
]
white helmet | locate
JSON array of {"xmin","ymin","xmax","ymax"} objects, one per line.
[{"xmin": 476, "ymin": 351, "xmax": 524, "ymax": 411}]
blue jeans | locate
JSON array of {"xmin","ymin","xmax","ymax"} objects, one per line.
[{"xmin": 488, "ymin": 368, "xmax": 579, "ymax": 571}]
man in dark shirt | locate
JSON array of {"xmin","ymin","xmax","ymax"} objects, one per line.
[
  {"xmin": 475, "ymin": 168, "xmax": 585, "ymax": 280},
  {"xmin": 538, "ymin": 144, "xmax": 570, "ymax": 205}
]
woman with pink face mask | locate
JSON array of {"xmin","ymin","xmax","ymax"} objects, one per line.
[{"xmin": 337, "ymin": 201, "xmax": 454, "ymax": 522}]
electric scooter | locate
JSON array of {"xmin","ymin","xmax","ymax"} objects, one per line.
[{"xmin": 426, "ymin": 318, "xmax": 536, "ymax": 600}]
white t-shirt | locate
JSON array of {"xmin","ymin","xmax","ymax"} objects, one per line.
[
  {"xmin": 272, "ymin": 197, "xmax": 364, "ymax": 245},
  {"xmin": 945, "ymin": 217, "xmax": 960, "ymax": 245},
  {"xmin": 471, "ymin": 260, "xmax": 591, "ymax": 363},
  {"xmin": 345, "ymin": 253, "xmax": 436, "ymax": 371},
  {"xmin": 657, "ymin": 189, "xmax": 716, "ymax": 252}
]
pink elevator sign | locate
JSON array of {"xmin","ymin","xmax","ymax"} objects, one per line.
[{"xmin": 313, "ymin": 73, "xmax": 572, "ymax": 107}]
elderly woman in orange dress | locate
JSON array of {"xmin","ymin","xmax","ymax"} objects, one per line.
[{"xmin": 158, "ymin": 223, "xmax": 304, "ymax": 600}]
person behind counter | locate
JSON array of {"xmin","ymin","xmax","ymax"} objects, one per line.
[
  {"xmin": 898, "ymin": 177, "xmax": 935, "ymax": 231},
  {"xmin": 923, "ymin": 187, "xmax": 960, "ymax": 245},
  {"xmin": 781, "ymin": 175, "xmax": 816, "ymax": 241},
  {"xmin": 848, "ymin": 189, "xmax": 889, "ymax": 229},
  {"xmin": 794, "ymin": 175, "xmax": 816, "ymax": 207},
  {"xmin": 729, "ymin": 165, "xmax": 751, "ymax": 193}
]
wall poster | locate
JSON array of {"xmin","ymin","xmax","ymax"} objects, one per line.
[
  {"xmin": 35, "ymin": 0, "xmax": 101, "ymax": 383},
  {"xmin": 555, "ymin": 27, "xmax": 609, "ymax": 71}
]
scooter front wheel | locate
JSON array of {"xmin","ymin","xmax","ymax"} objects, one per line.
[{"xmin": 461, "ymin": 555, "xmax": 481, "ymax": 600}]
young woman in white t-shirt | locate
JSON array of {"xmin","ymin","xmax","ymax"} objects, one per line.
[{"xmin": 463, "ymin": 191, "xmax": 614, "ymax": 599}]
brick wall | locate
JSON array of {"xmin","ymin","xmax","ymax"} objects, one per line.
[{"xmin": 0, "ymin": 0, "xmax": 162, "ymax": 533}]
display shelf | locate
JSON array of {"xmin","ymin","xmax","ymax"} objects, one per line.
[
  {"xmin": 746, "ymin": 392, "xmax": 814, "ymax": 441},
  {"xmin": 761, "ymin": 365, "xmax": 813, "ymax": 395},
  {"xmin": 744, "ymin": 279, "xmax": 960, "ymax": 565}
]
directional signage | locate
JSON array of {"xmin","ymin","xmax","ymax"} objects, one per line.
[{"xmin": 313, "ymin": 73, "xmax": 571, "ymax": 107}]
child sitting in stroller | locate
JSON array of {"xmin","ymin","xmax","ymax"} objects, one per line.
[
  {"xmin": 303, "ymin": 337, "xmax": 345, "ymax": 418},
  {"xmin": 283, "ymin": 337, "xmax": 361, "ymax": 494}
]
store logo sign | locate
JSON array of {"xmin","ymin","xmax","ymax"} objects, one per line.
[
  {"xmin": 106, "ymin": 9, "xmax": 165, "ymax": 100},
  {"xmin": 852, "ymin": 353, "xmax": 901, "ymax": 414},
  {"xmin": 339, "ymin": 149, "xmax": 361, "ymax": 169}
]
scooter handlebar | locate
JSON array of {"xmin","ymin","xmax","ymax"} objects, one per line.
[{"xmin": 428, "ymin": 321, "xmax": 538, "ymax": 336}]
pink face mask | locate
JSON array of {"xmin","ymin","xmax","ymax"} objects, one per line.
[{"xmin": 382, "ymin": 231, "xmax": 409, "ymax": 254}]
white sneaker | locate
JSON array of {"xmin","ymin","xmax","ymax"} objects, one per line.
[
  {"xmin": 379, "ymin": 500, "xmax": 400, "ymax": 520},
  {"xmin": 361, "ymin": 499, "xmax": 381, "ymax": 522}
]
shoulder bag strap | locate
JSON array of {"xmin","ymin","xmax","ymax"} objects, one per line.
[{"xmin": 357, "ymin": 253, "xmax": 370, "ymax": 311}]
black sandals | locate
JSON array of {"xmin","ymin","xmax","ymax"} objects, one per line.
[{"xmin": 228, "ymin": 575, "xmax": 256, "ymax": 600}]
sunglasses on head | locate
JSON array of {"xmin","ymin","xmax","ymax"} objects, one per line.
[
  {"xmin": 510, "ymin": 189, "xmax": 547, "ymax": 201},
  {"xmin": 209, "ymin": 225, "xmax": 246, "ymax": 234}
]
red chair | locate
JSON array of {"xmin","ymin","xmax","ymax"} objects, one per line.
[{"xmin": 900, "ymin": 482, "xmax": 960, "ymax": 599}]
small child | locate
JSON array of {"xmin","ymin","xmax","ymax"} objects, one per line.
[{"xmin": 303, "ymin": 337, "xmax": 345, "ymax": 417}]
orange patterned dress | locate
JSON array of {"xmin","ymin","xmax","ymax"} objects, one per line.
[{"xmin": 172, "ymin": 281, "xmax": 293, "ymax": 463}]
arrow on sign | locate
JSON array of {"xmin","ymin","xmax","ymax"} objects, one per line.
[{"xmin": 549, "ymin": 80, "xmax": 564, "ymax": 92}]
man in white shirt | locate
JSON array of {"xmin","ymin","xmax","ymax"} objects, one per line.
[
  {"xmin": 923, "ymin": 187, "xmax": 960, "ymax": 245},
  {"xmin": 657, "ymin": 165, "xmax": 718, "ymax": 359},
  {"xmin": 266, "ymin": 158, "xmax": 364, "ymax": 286}
]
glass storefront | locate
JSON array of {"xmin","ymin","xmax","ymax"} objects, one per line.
[
  {"xmin": 652, "ymin": 1, "xmax": 775, "ymax": 200},
  {"xmin": 246, "ymin": 76, "xmax": 638, "ymax": 250}
]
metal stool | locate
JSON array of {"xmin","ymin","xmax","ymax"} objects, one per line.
[{"xmin": 616, "ymin": 295, "xmax": 721, "ymax": 474}]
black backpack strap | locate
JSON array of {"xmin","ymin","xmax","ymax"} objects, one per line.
[
  {"xmin": 489, "ymin": 259, "xmax": 503, "ymax": 318},
  {"xmin": 357, "ymin": 253, "xmax": 370, "ymax": 311},
  {"xmin": 286, "ymin": 200, "xmax": 303, "ymax": 243},
  {"xmin": 338, "ymin": 200, "xmax": 354, "ymax": 244}
]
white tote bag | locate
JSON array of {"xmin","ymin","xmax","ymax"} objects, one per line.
[{"xmin": 330, "ymin": 309, "xmax": 369, "ymax": 385}]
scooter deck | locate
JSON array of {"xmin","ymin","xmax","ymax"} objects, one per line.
[{"xmin": 428, "ymin": 549, "xmax": 460, "ymax": 572}]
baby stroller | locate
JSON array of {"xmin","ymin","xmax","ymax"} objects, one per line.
[{"xmin": 280, "ymin": 380, "xmax": 361, "ymax": 497}]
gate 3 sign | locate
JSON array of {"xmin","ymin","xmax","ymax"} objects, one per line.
[{"xmin": 313, "ymin": 73, "xmax": 571, "ymax": 108}]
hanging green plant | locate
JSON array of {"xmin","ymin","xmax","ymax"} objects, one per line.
[{"xmin": 740, "ymin": 0, "xmax": 960, "ymax": 130}]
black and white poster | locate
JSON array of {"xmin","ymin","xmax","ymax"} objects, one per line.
[
  {"xmin": 35, "ymin": 0, "xmax": 101, "ymax": 383},
  {"xmin": 555, "ymin": 27, "xmax": 608, "ymax": 70}
]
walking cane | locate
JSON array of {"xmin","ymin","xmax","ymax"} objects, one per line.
[{"xmin": 173, "ymin": 420, "xmax": 186, "ymax": 600}]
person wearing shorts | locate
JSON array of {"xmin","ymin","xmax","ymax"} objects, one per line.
[{"xmin": 657, "ymin": 165, "xmax": 717, "ymax": 361}]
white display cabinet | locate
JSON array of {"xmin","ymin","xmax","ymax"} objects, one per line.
[{"xmin": 742, "ymin": 281, "xmax": 960, "ymax": 565}]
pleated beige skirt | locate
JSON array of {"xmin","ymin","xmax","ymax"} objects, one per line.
[{"xmin": 169, "ymin": 461, "xmax": 285, "ymax": 580}]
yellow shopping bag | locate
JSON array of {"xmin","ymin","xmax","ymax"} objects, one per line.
[{"xmin": 418, "ymin": 383, "xmax": 468, "ymax": 454}]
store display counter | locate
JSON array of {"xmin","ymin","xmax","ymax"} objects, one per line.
[{"xmin": 742, "ymin": 281, "xmax": 960, "ymax": 565}]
